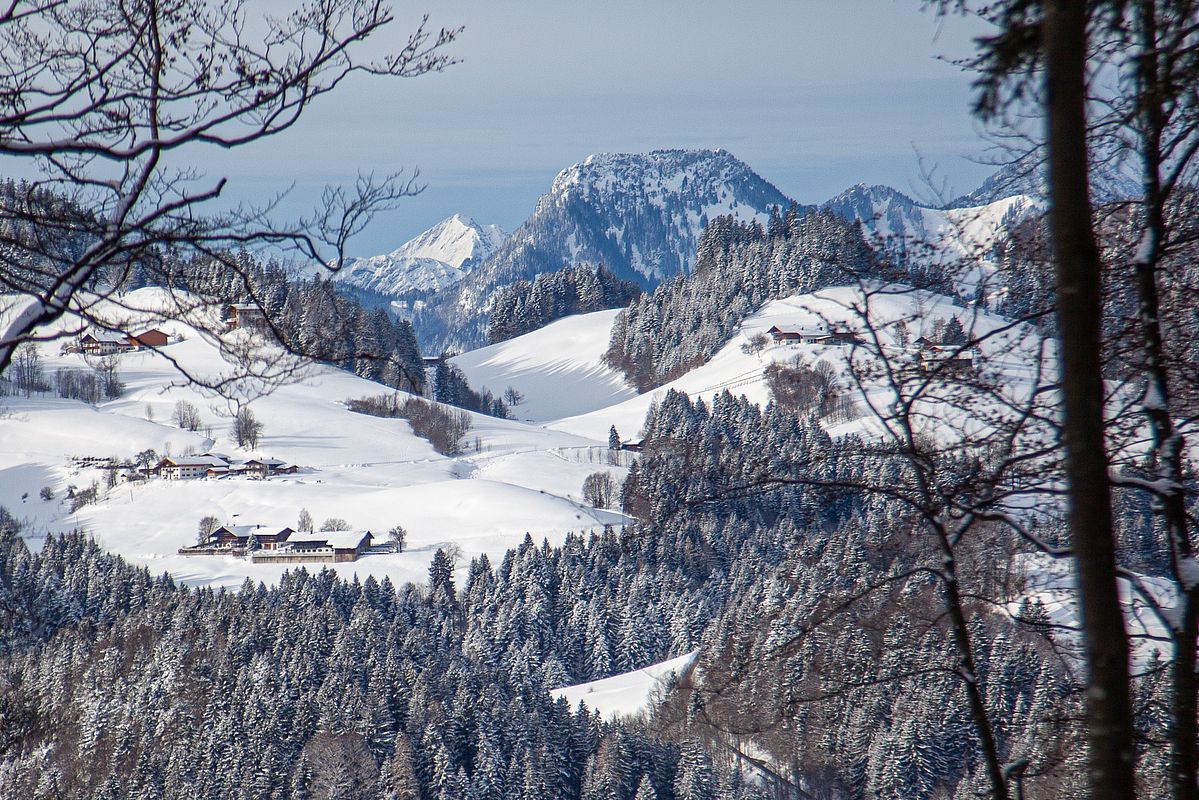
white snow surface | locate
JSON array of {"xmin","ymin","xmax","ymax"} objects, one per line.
[
  {"xmin": 549, "ymin": 284, "xmax": 1049, "ymax": 443},
  {"xmin": 551, "ymin": 650, "xmax": 699, "ymax": 721},
  {"xmin": 451, "ymin": 309, "xmax": 637, "ymax": 423},
  {"xmin": 2, "ymin": 282, "xmax": 1051, "ymax": 595},
  {"xmin": 1, "ymin": 288, "xmax": 626, "ymax": 591},
  {"xmin": 336, "ymin": 214, "xmax": 508, "ymax": 296}
]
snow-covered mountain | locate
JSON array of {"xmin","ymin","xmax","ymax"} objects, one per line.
[
  {"xmin": 502, "ymin": 148, "xmax": 794, "ymax": 286},
  {"xmin": 335, "ymin": 214, "xmax": 508, "ymax": 297},
  {"xmin": 823, "ymin": 182, "xmax": 1041, "ymax": 263},
  {"xmin": 416, "ymin": 149, "xmax": 796, "ymax": 350},
  {"xmin": 948, "ymin": 151, "xmax": 1140, "ymax": 208}
]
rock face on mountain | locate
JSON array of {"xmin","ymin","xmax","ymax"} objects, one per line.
[
  {"xmin": 822, "ymin": 184, "xmax": 932, "ymax": 242},
  {"xmin": 335, "ymin": 214, "xmax": 507, "ymax": 297},
  {"xmin": 416, "ymin": 149, "xmax": 796, "ymax": 351},
  {"xmin": 822, "ymin": 182, "xmax": 1042, "ymax": 264}
]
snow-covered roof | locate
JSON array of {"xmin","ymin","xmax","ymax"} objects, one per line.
[
  {"xmin": 216, "ymin": 524, "xmax": 292, "ymax": 539},
  {"xmin": 284, "ymin": 530, "xmax": 372, "ymax": 550},
  {"xmin": 81, "ymin": 330, "xmax": 128, "ymax": 343},
  {"xmin": 161, "ymin": 455, "xmax": 228, "ymax": 468},
  {"xmin": 228, "ymin": 303, "xmax": 261, "ymax": 312}
]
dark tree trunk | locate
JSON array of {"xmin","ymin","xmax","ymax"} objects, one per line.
[
  {"xmin": 1132, "ymin": 4, "xmax": 1199, "ymax": 797},
  {"xmin": 1042, "ymin": 2, "xmax": 1138, "ymax": 798}
]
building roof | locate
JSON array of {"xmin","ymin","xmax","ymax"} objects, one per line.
[
  {"xmin": 81, "ymin": 330, "xmax": 128, "ymax": 344},
  {"xmin": 160, "ymin": 455, "xmax": 228, "ymax": 468},
  {"xmin": 243, "ymin": 457, "xmax": 287, "ymax": 467},
  {"xmin": 214, "ymin": 524, "xmax": 293, "ymax": 540},
  {"xmin": 228, "ymin": 303, "xmax": 263, "ymax": 312},
  {"xmin": 284, "ymin": 530, "xmax": 372, "ymax": 550}
]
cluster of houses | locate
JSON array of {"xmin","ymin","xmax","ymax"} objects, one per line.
[
  {"xmin": 74, "ymin": 327, "xmax": 172, "ymax": 356},
  {"xmin": 179, "ymin": 524, "xmax": 381, "ymax": 563},
  {"xmin": 765, "ymin": 324, "xmax": 976, "ymax": 374},
  {"xmin": 145, "ymin": 452, "xmax": 301, "ymax": 481},
  {"xmin": 68, "ymin": 304, "xmax": 269, "ymax": 355}
]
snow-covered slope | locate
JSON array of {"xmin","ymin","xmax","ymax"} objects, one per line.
[
  {"xmin": 0, "ymin": 288, "xmax": 628, "ymax": 591},
  {"xmin": 550, "ymin": 285, "xmax": 1047, "ymax": 443},
  {"xmin": 451, "ymin": 309, "xmax": 637, "ymax": 423},
  {"xmin": 336, "ymin": 214, "xmax": 508, "ymax": 296},
  {"xmin": 551, "ymin": 650, "xmax": 699, "ymax": 721},
  {"xmin": 416, "ymin": 149, "xmax": 797, "ymax": 351}
]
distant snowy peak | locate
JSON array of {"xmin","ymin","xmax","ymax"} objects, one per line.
[
  {"xmin": 822, "ymin": 183, "xmax": 928, "ymax": 242},
  {"xmin": 337, "ymin": 214, "xmax": 508, "ymax": 296},
  {"xmin": 518, "ymin": 148, "xmax": 796, "ymax": 285},
  {"xmin": 414, "ymin": 149, "xmax": 797, "ymax": 352},
  {"xmin": 398, "ymin": 214, "xmax": 508, "ymax": 271},
  {"xmin": 949, "ymin": 153, "xmax": 1140, "ymax": 208}
]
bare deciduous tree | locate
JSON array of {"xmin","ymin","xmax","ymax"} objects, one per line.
[
  {"xmin": 173, "ymin": 399, "xmax": 202, "ymax": 431},
  {"xmin": 582, "ymin": 471, "xmax": 616, "ymax": 509},
  {"xmin": 0, "ymin": 0, "xmax": 459, "ymax": 396},
  {"xmin": 232, "ymin": 405, "xmax": 262, "ymax": 449}
]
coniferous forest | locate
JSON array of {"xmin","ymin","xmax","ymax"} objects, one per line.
[{"xmin": 6, "ymin": 1, "xmax": 1199, "ymax": 800}]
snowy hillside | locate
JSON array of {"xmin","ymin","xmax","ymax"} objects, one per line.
[
  {"xmin": 0, "ymin": 288, "xmax": 627, "ymax": 591},
  {"xmin": 451, "ymin": 309, "xmax": 637, "ymax": 423},
  {"xmin": 415, "ymin": 149, "xmax": 796, "ymax": 351},
  {"xmin": 551, "ymin": 285, "xmax": 1047, "ymax": 443},
  {"xmin": 335, "ymin": 214, "xmax": 508, "ymax": 296}
]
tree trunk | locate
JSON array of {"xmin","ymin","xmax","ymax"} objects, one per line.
[
  {"xmin": 1042, "ymin": 2, "xmax": 1138, "ymax": 798},
  {"xmin": 1131, "ymin": 4, "xmax": 1199, "ymax": 797}
]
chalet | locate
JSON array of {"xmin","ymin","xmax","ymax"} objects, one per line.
[
  {"xmin": 621, "ymin": 439, "xmax": 646, "ymax": 453},
  {"xmin": 156, "ymin": 454, "xmax": 229, "ymax": 480},
  {"xmin": 223, "ymin": 303, "xmax": 268, "ymax": 331},
  {"xmin": 79, "ymin": 330, "xmax": 131, "ymax": 355},
  {"xmin": 129, "ymin": 328, "xmax": 170, "ymax": 348},
  {"xmin": 918, "ymin": 346, "xmax": 976, "ymax": 374},
  {"xmin": 826, "ymin": 329, "xmax": 862, "ymax": 346},
  {"xmin": 240, "ymin": 457, "xmax": 297, "ymax": 478},
  {"xmin": 209, "ymin": 524, "xmax": 295, "ymax": 550},
  {"xmin": 767, "ymin": 324, "xmax": 859, "ymax": 346},
  {"xmin": 251, "ymin": 530, "xmax": 374, "ymax": 564},
  {"xmin": 767, "ymin": 326, "xmax": 804, "ymax": 343}
]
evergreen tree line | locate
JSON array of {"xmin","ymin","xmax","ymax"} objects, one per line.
[
  {"xmin": 166, "ymin": 254, "xmax": 427, "ymax": 394},
  {"xmin": 623, "ymin": 389, "xmax": 1175, "ymax": 800},
  {"xmin": 487, "ymin": 264, "xmax": 641, "ymax": 344},
  {"xmin": 0, "ymin": 521, "xmax": 766, "ymax": 800},
  {"xmin": 605, "ymin": 210, "xmax": 875, "ymax": 392},
  {"xmin": 433, "ymin": 361, "xmax": 510, "ymax": 419},
  {"xmin": 3, "ymin": 382, "xmax": 1176, "ymax": 798}
]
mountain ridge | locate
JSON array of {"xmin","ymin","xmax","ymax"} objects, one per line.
[
  {"xmin": 335, "ymin": 214, "xmax": 508, "ymax": 297},
  {"xmin": 413, "ymin": 148, "xmax": 799, "ymax": 351}
]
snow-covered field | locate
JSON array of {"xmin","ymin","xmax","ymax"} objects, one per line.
[
  {"xmin": 552, "ymin": 650, "xmax": 699, "ymax": 720},
  {"xmin": 550, "ymin": 284, "xmax": 1049, "ymax": 444},
  {"xmin": 452, "ymin": 309, "xmax": 637, "ymax": 423},
  {"xmin": 0, "ymin": 289, "xmax": 627, "ymax": 590},
  {"xmin": 2, "ymin": 282, "xmax": 1051, "ymax": 596}
]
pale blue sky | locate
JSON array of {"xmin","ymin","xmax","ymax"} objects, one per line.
[{"xmin": 17, "ymin": 1, "xmax": 1004, "ymax": 256}]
